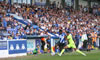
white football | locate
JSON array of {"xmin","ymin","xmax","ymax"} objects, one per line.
[{"xmin": 51, "ymin": 53, "xmax": 55, "ymax": 56}]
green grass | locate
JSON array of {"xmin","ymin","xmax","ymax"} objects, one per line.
[{"xmin": 1, "ymin": 50, "xmax": 100, "ymax": 60}]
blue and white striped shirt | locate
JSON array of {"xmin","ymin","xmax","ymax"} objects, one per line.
[{"xmin": 59, "ymin": 33, "xmax": 66, "ymax": 43}]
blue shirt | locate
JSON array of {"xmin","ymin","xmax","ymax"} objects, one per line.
[
  {"xmin": 59, "ymin": 33, "xmax": 66, "ymax": 43},
  {"xmin": 13, "ymin": 36, "xmax": 21, "ymax": 39},
  {"xmin": 3, "ymin": 19, "xmax": 7, "ymax": 28},
  {"xmin": 75, "ymin": 34, "xmax": 80, "ymax": 42}
]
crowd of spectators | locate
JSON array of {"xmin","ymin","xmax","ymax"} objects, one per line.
[{"xmin": 0, "ymin": 1, "xmax": 100, "ymax": 49}]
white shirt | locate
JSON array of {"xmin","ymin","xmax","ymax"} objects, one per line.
[{"xmin": 81, "ymin": 33, "xmax": 88, "ymax": 41}]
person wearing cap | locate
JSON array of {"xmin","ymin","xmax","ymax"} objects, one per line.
[{"xmin": 58, "ymin": 31, "xmax": 86, "ymax": 56}]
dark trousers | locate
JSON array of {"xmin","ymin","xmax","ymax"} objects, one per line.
[
  {"xmin": 93, "ymin": 42, "xmax": 96, "ymax": 47},
  {"xmin": 41, "ymin": 41, "xmax": 45, "ymax": 51},
  {"xmin": 57, "ymin": 41, "xmax": 66, "ymax": 52},
  {"xmin": 83, "ymin": 40, "xmax": 88, "ymax": 50},
  {"xmin": 76, "ymin": 41, "xmax": 79, "ymax": 48}
]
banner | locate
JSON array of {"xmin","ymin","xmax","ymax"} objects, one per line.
[
  {"xmin": 8, "ymin": 40, "xmax": 27, "ymax": 54},
  {"xmin": 35, "ymin": 0, "xmax": 46, "ymax": 6},
  {"xmin": 0, "ymin": 41, "xmax": 7, "ymax": 50},
  {"xmin": 8, "ymin": 0, "xmax": 11, "ymax": 5}
]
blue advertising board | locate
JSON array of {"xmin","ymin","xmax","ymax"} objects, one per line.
[
  {"xmin": 0, "ymin": 41, "xmax": 7, "ymax": 50},
  {"xmin": 8, "ymin": 40, "xmax": 27, "ymax": 54}
]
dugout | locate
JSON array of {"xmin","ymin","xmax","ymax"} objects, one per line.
[{"xmin": 26, "ymin": 35, "xmax": 48, "ymax": 53}]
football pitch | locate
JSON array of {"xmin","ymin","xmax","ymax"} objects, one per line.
[{"xmin": 1, "ymin": 50, "xmax": 100, "ymax": 60}]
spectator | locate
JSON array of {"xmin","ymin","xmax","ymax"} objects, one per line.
[
  {"xmin": 0, "ymin": 1, "xmax": 99, "ymax": 50},
  {"xmin": 13, "ymin": 33, "xmax": 21, "ymax": 39},
  {"xmin": 92, "ymin": 31, "xmax": 97, "ymax": 47}
]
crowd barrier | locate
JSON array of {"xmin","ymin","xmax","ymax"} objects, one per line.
[{"xmin": 0, "ymin": 39, "xmax": 27, "ymax": 58}]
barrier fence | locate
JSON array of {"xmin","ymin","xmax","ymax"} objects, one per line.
[{"xmin": 0, "ymin": 39, "xmax": 27, "ymax": 58}]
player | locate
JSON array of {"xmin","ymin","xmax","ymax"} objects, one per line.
[
  {"xmin": 55, "ymin": 30, "xmax": 66, "ymax": 54},
  {"xmin": 58, "ymin": 31, "xmax": 86, "ymax": 56}
]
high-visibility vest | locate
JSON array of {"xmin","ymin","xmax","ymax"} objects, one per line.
[{"xmin": 92, "ymin": 33, "xmax": 97, "ymax": 42}]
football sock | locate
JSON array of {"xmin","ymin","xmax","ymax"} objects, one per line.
[
  {"xmin": 76, "ymin": 49, "xmax": 86, "ymax": 56},
  {"xmin": 59, "ymin": 49, "xmax": 65, "ymax": 56}
]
